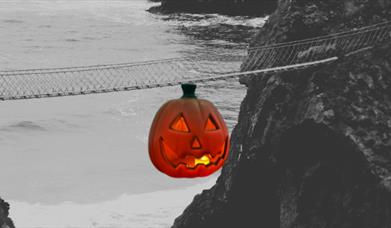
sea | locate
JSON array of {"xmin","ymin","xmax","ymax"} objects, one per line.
[{"xmin": 0, "ymin": 0, "xmax": 266, "ymax": 227}]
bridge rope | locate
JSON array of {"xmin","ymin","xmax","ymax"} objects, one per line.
[{"xmin": 1, "ymin": 20, "xmax": 390, "ymax": 101}]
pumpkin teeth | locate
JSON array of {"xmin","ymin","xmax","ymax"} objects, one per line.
[{"xmin": 160, "ymin": 138, "xmax": 226, "ymax": 169}]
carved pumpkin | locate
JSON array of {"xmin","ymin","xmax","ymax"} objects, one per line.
[{"xmin": 148, "ymin": 84, "xmax": 230, "ymax": 178}]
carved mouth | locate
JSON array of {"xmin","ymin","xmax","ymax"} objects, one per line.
[{"xmin": 159, "ymin": 137, "xmax": 228, "ymax": 169}]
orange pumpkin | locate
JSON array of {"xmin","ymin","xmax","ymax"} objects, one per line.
[{"xmin": 148, "ymin": 84, "xmax": 230, "ymax": 178}]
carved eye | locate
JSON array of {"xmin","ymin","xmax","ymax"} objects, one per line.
[
  {"xmin": 170, "ymin": 114, "xmax": 190, "ymax": 132},
  {"xmin": 205, "ymin": 115, "xmax": 219, "ymax": 131}
]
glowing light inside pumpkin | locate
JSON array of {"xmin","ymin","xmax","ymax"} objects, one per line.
[
  {"xmin": 194, "ymin": 155, "xmax": 211, "ymax": 166},
  {"xmin": 205, "ymin": 116, "xmax": 219, "ymax": 131},
  {"xmin": 191, "ymin": 137, "xmax": 202, "ymax": 149},
  {"xmin": 171, "ymin": 114, "xmax": 190, "ymax": 132}
]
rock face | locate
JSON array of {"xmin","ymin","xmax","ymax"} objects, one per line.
[
  {"xmin": 172, "ymin": 0, "xmax": 391, "ymax": 228},
  {"xmin": 0, "ymin": 198, "xmax": 14, "ymax": 228},
  {"xmin": 149, "ymin": 0, "xmax": 277, "ymax": 16}
]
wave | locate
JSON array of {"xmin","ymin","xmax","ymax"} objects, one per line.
[
  {"xmin": 1, "ymin": 121, "xmax": 46, "ymax": 132},
  {"xmin": 0, "ymin": 119, "xmax": 83, "ymax": 134},
  {"xmin": 2, "ymin": 19, "xmax": 24, "ymax": 24},
  {"xmin": 159, "ymin": 13, "xmax": 268, "ymax": 28},
  {"xmin": 65, "ymin": 38, "xmax": 80, "ymax": 43}
]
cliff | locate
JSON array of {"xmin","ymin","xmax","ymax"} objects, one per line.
[
  {"xmin": 148, "ymin": 0, "xmax": 278, "ymax": 16},
  {"xmin": 172, "ymin": 0, "xmax": 391, "ymax": 227},
  {"xmin": 0, "ymin": 198, "xmax": 14, "ymax": 228}
]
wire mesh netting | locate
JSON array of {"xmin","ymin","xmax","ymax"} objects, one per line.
[{"xmin": 1, "ymin": 21, "xmax": 390, "ymax": 101}]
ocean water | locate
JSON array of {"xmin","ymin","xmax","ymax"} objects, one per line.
[{"xmin": 0, "ymin": 0, "xmax": 266, "ymax": 227}]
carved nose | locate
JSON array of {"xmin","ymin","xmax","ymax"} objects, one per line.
[{"xmin": 191, "ymin": 137, "xmax": 202, "ymax": 149}]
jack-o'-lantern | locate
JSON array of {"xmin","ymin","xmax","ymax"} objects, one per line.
[{"xmin": 148, "ymin": 84, "xmax": 230, "ymax": 178}]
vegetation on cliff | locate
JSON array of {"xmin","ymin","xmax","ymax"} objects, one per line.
[{"xmin": 172, "ymin": 0, "xmax": 391, "ymax": 227}]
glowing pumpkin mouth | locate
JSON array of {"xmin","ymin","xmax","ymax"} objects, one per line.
[
  {"xmin": 193, "ymin": 155, "xmax": 211, "ymax": 167},
  {"xmin": 159, "ymin": 138, "xmax": 228, "ymax": 169}
]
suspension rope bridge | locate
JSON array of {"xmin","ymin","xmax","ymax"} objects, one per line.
[{"xmin": 1, "ymin": 21, "xmax": 390, "ymax": 101}]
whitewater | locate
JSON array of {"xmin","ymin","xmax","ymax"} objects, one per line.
[{"xmin": 0, "ymin": 0, "xmax": 266, "ymax": 227}]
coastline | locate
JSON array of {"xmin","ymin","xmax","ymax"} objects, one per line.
[{"xmin": 10, "ymin": 177, "xmax": 217, "ymax": 228}]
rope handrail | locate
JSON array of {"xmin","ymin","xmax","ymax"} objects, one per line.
[
  {"xmin": 247, "ymin": 20, "xmax": 391, "ymax": 50},
  {"xmin": 1, "ymin": 20, "xmax": 390, "ymax": 101},
  {"xmin": 0, "ymin": 57, "xmax": 199, "ymax": 73},
  {"xmin": 0, "ymin": 55, "xmax": 245, "ymax": 74}
]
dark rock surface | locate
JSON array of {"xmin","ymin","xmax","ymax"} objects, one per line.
[
  {"xmin": 172, "ymin": 0, "xmax": 391, "ymax": 228},
  {"xmin": 148, "ymin": 0, "xmax": 277, "ymax": 16},
  {"xmin": 176, "ymin": 23, "xmax": 260, "ymax": 44},
  {"xmin": 0, "ymin": 198, "xmax": 15, "ymax": 228},
  {"xmin": 157, "ymin": 13, "xmax": 264, "ymax": 49}
]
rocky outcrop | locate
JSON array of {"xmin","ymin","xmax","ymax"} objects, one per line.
[
  {"xmin": 148, "ymin": 0, "xmax": 278, "ymax": 16},
  {"xmin": 0, "ymin": 198, "xmax": 14, "ymax": 228},
  {"xmin": 172, "ymin": 0, "xmax": 391, "ymax": 228}
]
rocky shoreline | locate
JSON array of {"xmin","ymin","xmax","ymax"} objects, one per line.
[{"xmin": 172, "ymin": 0, "xmax": 391, "ymax": 227}]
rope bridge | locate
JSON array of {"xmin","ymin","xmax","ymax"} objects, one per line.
[{"xmin": 1, "ymin": 21, "xmax": 390, "ymax": 101}]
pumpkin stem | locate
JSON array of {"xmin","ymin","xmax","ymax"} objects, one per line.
[{"xmin": 181, "ymin": 83, "xmax": 197, "ymax": 98}]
